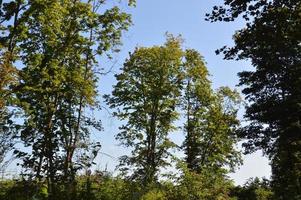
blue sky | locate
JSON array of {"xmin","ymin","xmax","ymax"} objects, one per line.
[{"xmin": 94, "ymin": 0, "xmax": 271, "ymax": 185}]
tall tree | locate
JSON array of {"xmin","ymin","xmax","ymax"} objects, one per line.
[
  {"xmin": 2, "ymin": 0, "xmax": 132, "ymax": 199},
  {"xmin": 182, "ymin": 49, "xmax": 241, "ymax": 174},
  {"xmin": 0, "ymin": 0, "xmax": 24, "ymax": 172},
  {"xmin": 182, "ymin": 49, "xmax": 212, "ymax": 171},
  {"xmin": 207, "ymin": 1, "xmax": 301, "ymax": 199},
  {"xmin": 105, "ymin": 36, "xmax": 183, "ymax": 186}
]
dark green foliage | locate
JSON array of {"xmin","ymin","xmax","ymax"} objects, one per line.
[
  {"xmin": 180, "ymin": 49, "xmax": 242, "ymax": 200},
  {"xmin": 231, "ymin": 178, "xmax": 273, "ymax": 200},
  {"xmin": 87, "ymin": 173, "xmax": 138, "ymax": 200},
  {"xmin": 0, "ymin": 110, "xmax": 19, "ymax": 171},
  {"xmin": 182, "ymin": 49, "xmax": 212, "ymax": 171},
  {"xmin": 0, "ymin": 179, "xmax": 48, "ymax": 200},
  {"xmin": 208, "ymin": 0, "xmax": 301, "ymax": 199},
  {"xmin": 0, "ymin": 173, "xmax": 165, "ymax": 200},
  {"xmin": 1, "ymin": 175, "xmax": 272, "ymax": 200},
  {"xmin": 182, "ymin": 49, "xmax": 242, "ymax": 174},
  {"xmin": 165, "ymin": 162, "xmax": 236, "ymax": 200}
]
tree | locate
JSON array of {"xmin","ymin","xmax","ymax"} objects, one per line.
[
  {"xmin": 182, "ymin": 49, "xmax": 241, "ymax": 174},
  {"xmin": 1, "ymin": 0, "xmax": 132, "ymax": 199},
  {"xmin": 167, "ymin": 162, "xmax": 235, "ymax": 200},
  {"xmin": 0, "ymin": 0, "xmax": 23, "ymax": 172},
  {"xmin": 105, "ymin": 35, "xmax": 183, "ymax": 186},
  {"xmin": 207, "ymin": 0, "xmax": 301, "ymax": 199},
  {"xmin": 181, "ymin": 49, "xmax": 212, "ymax": 171},
  {"xmin": 231, "ymin": 177, "xmax": 273, "ymax": 200},
  {"xmin": 0, "ymin": 110, "xmax": 18, "ymax": 172}
]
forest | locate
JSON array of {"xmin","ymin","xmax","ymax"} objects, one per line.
[{"xmin": 0, "ymin": 0, "xmax": 300, "ymax": 200}]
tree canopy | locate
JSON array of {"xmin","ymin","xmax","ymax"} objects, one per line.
[
  {"xmin": 182, "ymin": 49, "xmax": 242, "ymax": 174},
  {"xmin": 208, "ymin": 0, "xmax": 301, "ymax": 199},
  {"xmin": 0, "ymin": 0, "xmax": 299, "ymax": 199},
  {"xmin": 1, "ymin": 0, "xmax": 132, "ymax": 199},
  {"xmin": 105, "ymin": 36, "xmax": 183, "ymax": 186}
]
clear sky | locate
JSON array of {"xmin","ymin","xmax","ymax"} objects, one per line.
[
  {"xmin": 6, "ymin": 0, "xmax": 271, "ymax": 186},
  {"xmin": 94, "ymin": 0, "xmax": 271, "ymax": 186}
]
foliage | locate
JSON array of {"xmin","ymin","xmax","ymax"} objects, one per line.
[
  {"xmin": 1, "ymin": 0, "xmax": 132, "ymax": 199},
  {"xmin": 0, "ymin": 0, "xmax": 21, "ymax": 173},
  {"xmin": 163, "ymin": 162, "xmax": 235, "ymax": 200},
  {"xmin": 105, "ymin": 34, "xmax": 243, "ymax": 196},
  {"xmin": 140, "ymin": 188, "xmax": 167, "ymax": 200},
  {"xmin": 105, "ymin": 35, "xmax": 183, "ymax": 185},
  {"xmin": 0, "ymin": 110, "xmax": 18, "ymax": 171},
  {"xmin": 231, "ymin": 177, "xmax": 273, "ymax": 200},
  {"xmin": 208, "ymin": 0, "xmax": 301, "ymax": 199},
  {"xmin": 0, "ymin": 0, "xmax": 284, "ymax": 199},
  {"xmin": 0, "ymin": 0, "xmax": 19, "ymax": 108},
  {"xmin": 182, "ymin": 49, "xmax": 242, "ymax": 174},
  {"xmin": 0, "ymin": 174, "xmax": 275, "ymax": 200},
  {"xmin": 87, "ymin": 173, "xmax": 133, "ymax": 200},
  {"xmin": 0, "ymin": 178, "xmax": 48, "ymax": 200}
]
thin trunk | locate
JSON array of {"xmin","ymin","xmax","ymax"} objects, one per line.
[
  {"xmin": 199, "ymin": 116, "xmax": 221, "ymax": 173},
  {"xmin": 8, "ymin": 0, "xmax": 21, "ymax": 53},
  {"xmin": 145, "ymin": 99, "xmax": 159, "ymax": 184},
  {"xmin": 63, "ymin": 1, "xmax": 96, "ymax": 197},
  {"xmin": 46, "ymin": 94, "xmax": 59, "ymax": 200},
  {"xmin": 36, "ymin": 147, "xmax": 44, "ymax": 180},
  {"xmin": 67, "ymin": 25, "xmax": 93, "ymax": 178},
  {"xmin": 63, "ymin": 0, "xmax": 92, "ymax": 179},
  {"xmin": 186, "ymin": 79, "xmax": 194, "ymax": 170}
]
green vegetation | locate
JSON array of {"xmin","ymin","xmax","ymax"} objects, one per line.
[
  {"xmin": 0, "ymin": 0, "xmax": 300, "ymax": 199},
  {"xmin": 182, "ymin": 49, "xmax": 242, "ymax": 174},
  {"xmin": 105, "ymin": 36, "xmax": 184, "ymax": 186},
  {"xmin": 207, "ymin": 0, "xmax": 301, "ymax": 199},
  {"xmin": 0, "ymin": 174, "xmax": 273, "ymax": 200},
  {"xmin": 231, "ymin": 178, "xmax": 273, "ymax": 200}
]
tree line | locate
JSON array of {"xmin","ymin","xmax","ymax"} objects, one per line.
[{"xmin": 0, "ymin": 0, "xmax": 300, "ymax": 200}]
